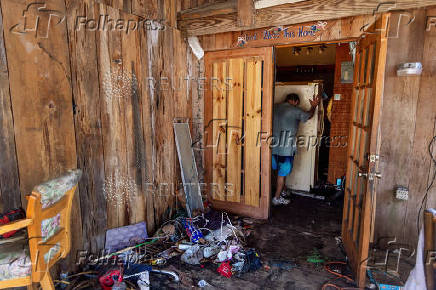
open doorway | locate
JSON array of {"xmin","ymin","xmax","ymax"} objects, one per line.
[
  {"xmin": 204, "ymin": 15, "xmax": 387, "ymax": 287},
  {"xmin": 264, "ymin": 41, "xmax": 355, "ymax": 285},
  {"xmin": 272, "ymin": 42, "xmax": 354, "ymax": 204}
]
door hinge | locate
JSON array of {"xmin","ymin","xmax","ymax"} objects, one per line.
[
  {"xmin": 368, "ymin": 172, "xmax": 382, "ymax": 181},
  {"xmin": 359, "ymin": 172, "xmax": 382, "ymax": 181}
]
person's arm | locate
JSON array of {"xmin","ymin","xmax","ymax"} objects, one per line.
[{"xmin": 305, "ymin": 95, "xmax": 321, "ymax": 119}]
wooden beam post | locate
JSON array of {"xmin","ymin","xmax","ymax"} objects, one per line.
[
  {"xmin": 238, "ymin": 0, "xmax": 255, "ymax": 27},
  {"xmin": 178, "ymin": 0, "xmax": 436, "ymax": 36}
]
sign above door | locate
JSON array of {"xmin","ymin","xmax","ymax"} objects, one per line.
[{"xmin": 201, "ymin": 15, "xmax": 374, "ymax": 51}]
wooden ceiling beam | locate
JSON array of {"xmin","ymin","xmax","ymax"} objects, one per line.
[
  {"xmin": 254, "ymin": 0, "xmax": 306, "ymax": 9},
  {"xmin": 238, "ymin": 0, "xmax": 255, "ymax": 27},
  {"xmin": 178, "ymin": 0, "xmax": 436, "ymax": 36},
  {"xmin": 178, "ymin": 1, "xmax": 237, "ymax": 21}
]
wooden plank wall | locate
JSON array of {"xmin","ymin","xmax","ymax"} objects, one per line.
[
  {"xmin": 0, "ymin": 6, "xmax": 20, "ymax": 212},
  {"xmin": 375, "ymin": 8, "xmax": 436, "ymax": 247},
  {"xmin": 0, "ymin": 0, "xmax": 201, "ymax": 268},
  {"xmin": 1, "ymin": 0, "xmax": 82, "ymax": 270}
]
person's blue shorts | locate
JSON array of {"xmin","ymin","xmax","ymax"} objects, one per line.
[{"xmin": 272, "ymin": 154, "xmax": 294, "ymax": 177}]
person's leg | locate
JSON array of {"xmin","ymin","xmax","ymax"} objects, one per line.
[
  {"xmin": 279, "ymin": 155, "xmax": 295, "ymax": 198},
  {"xmin": 274, "ymin": 175, "xmax": 285, "ymax": 199},
  {"xmin": 272, "ymin": 156, "xmax": 291, "ymax": 205}
]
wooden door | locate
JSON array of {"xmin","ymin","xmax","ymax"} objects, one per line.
[
  {"xmin": 204, "ymin": 47, "xmax": 273, "ymax": 219},
  {"xmin": 342, "ymin": 15, "xmax": 389, "ymax": 287}
]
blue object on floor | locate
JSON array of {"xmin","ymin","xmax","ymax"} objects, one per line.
[{"xmin": 105, "ymin": 222, "xmax": 148, "ymax": 252}]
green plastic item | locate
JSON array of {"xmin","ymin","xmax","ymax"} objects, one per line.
[{"xmin": 306, "ymin": 249, "xmax": 325, "ymax": 264}]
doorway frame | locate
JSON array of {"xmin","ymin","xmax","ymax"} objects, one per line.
[
  {"xmin": 202, "ymin": 13, "xmax": 389, "ymax": 287},
  {"xmin": 272, "ymin": 40, "xmax": 355, "ymax": 189}
]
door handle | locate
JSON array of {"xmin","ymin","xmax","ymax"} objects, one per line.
[{"xmin": 358, "ymin": 172, "xmax": 368, "ymax": 178}]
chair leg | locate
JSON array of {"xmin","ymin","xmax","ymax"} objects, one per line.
[{"xmin": 40, "ymin": 273, "xmax": 54, "ymax": 290}]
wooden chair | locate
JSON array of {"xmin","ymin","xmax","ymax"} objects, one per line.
[{"xmin": 0, "ymin": 169, "xmax": 82, "ymax": 289}]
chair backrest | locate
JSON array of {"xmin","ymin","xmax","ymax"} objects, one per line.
[{"xmin": 25, "ymin": 169, "xmax": 82, "ymax": 282}]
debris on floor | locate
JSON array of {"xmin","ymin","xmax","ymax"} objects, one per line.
[
  {"xmin": 104, "ymin": 221, "xmax": 148, "ymax": 252},
  {"xmin": 60, "ymin": 195, "xmax": 415, "ymax": 289},
  {"xmin": 65, "ymin": 205, "xmax": 268, "ymax": 289}
]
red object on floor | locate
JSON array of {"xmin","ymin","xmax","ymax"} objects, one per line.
[
  {"xmin": 217, "ymin": 261, "xmax": 232, "ymax": 278},
  {"xmin": 0, "ymin": 208, "xmax": 25, "ymax": 239},
  {"xmin": 99, "ymin": 269, "xmax": 122, "ymax": 290}
]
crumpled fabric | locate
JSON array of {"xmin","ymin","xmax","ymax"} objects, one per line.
[
  {"xmin": 404, "ymin": 227, "xmax": 427, "ymax": 290},
  {"xmin": 0, "ymin": 240, "xmax": 31, "ymax": 281},
  {"xmin": 181, "ymin": 244, "xmax": 203, "ymax": 265}
]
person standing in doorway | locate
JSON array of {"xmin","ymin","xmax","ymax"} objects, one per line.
[{"xmin": 271, "ymin": 93, "xmax": 320, "ymax": 206}]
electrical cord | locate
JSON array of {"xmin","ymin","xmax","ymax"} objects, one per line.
[
  {"xmin": 324, "ymin": 262, "xmax": 354, "ymax": 282},
  {"xmin": 417, "ymin": 135, "xmax": 436, "ymax": 234},
  {"xmin": 321, "ymin": 261, "xmax": 359, "ymax": 290}
]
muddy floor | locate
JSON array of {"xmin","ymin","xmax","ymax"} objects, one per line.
[{"xmin": 154, "ymin": 195, "xmax": 355, "ymax": 289}]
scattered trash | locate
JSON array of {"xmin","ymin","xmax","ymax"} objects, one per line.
[
  {"xmin": 181, "ymin": 244, "xmax": 204, "ymax": 265},
  {"xmin": 203, "ymin": 244, "xmax": 220, "ymax": 258},
  {"xmin": 241, "ymin": 249, "xmax": 262, "ymax": 272},
  {"xmin": 217, "ymin": 250, "xmax": 231, "ymax": 262},
  {"xmin": 232, "ymin": 260, "xmax": 245, "ymax": 273},
  {"xmin": 137, "ymin": 272, "xmax": 149, "ymax": 290},
  {"xmin": 178, "ymin": 242, "xmax": 195, "ymax": 250},
  {"xmin": 69, "ymin": 208, "xmax": 264, "ymax": 288},
  {"xmin": 182, "ymin": 218, "xmax": 204, "ymax": 243},
  {"xmin": 105, "ymin": 221, "xmax": 148, "ymax": 252},
  {"xmin": 58, "ymin": 272, "xmax": 69, "ymax": 289},
  {"xmin": 161, "ymin": 224, "xmax": 176, "ymax": 236},
  {"xmin": 152, "ymin": 269, "xmax": 180, "ymax": 282},
  {"xmin": 112, "ymin": 281, "xmax": 127, "ymax": 290},
  {"xmin": 217, "ymin": 261, "xmax": 233, "ymax": 278},
  {"xmin": 204, "ymin": 224, "xmax": 241, "ymax": 243},
  {"xmin": 216, "ymin": 245, "xmax": 240, "ymax": 262},
  {"xmin": 198, "ymin": 279, "xmax": 211, "ymax": 287},
  {"xmin": 307, "ymin": 249, "xmax": 325, "ymax": 264},
  {"xmin": 99, "ymin": 269, "xmax": 123, "ymax": 290}
]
